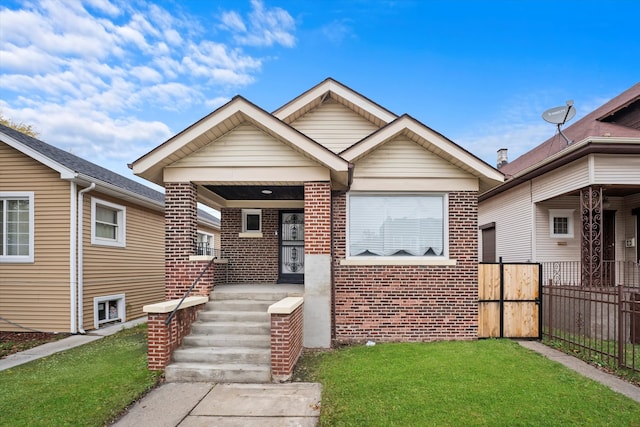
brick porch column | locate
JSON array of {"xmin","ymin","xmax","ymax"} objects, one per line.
[
  {"xmin": 165, "ymin": 182, "xmax": 213, "ymax": 300},
  {"xmin": 304, "ymin": 181, "xmax": 332, "ymax": 347}
]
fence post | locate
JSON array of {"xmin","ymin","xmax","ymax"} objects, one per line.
[
  {"xmin": 547, "ymin": 279, "xmax": 553, "ymax": 340},
  {"xmin": 618, "ymin": 285, "xmax": 624, "ymax": 368}
]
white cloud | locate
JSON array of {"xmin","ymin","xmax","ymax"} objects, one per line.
[
  {"xmin": 0, "ymin": 0, "xmax": 297, "ymax": 176},
  {"xmin": 221, "ymin": 0, "xmax": 296, "ymax": 47}
]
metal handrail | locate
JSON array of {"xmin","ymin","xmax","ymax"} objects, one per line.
[{"xmin": 165, "ymin": 255, "xmax": 216, "ymax": 325}]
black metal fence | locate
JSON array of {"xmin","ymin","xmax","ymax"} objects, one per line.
[{"xmin": 541, "ymin": 261, "xmax": 640, "ymax": 373}]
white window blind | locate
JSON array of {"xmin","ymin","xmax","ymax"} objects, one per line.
[{"xmin": 348, "ymin": 194, "xmax": 445, "ymax": 257}]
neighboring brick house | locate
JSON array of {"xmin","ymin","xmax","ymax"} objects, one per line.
[
  {"xmin": 132, "ymin": 78, "xmax": 504, "ymax": 347},
  {"xmin": 0, "ymin": 124, "xmax": 220, "ymax": 333}
]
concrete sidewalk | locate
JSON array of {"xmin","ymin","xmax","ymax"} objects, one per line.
[
  {"xmin": 111, "ymin": 382, "xmax": 322, "ymax": 427},
  {"xmin": 0, "ymin": 317, "xmax": 147, "ymax": 372},
  {"xmin": 518, "ymin": 340, "xmax": 640, "ymax": 404}
]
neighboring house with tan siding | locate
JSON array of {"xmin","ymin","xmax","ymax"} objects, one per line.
[
  {"xmin": 0, "ymin": 124, "xmax": 220, "ymax": 333},
  {"xmin": 132, "ymin": 78, "xmax": 504, "ymax": 348},
  {"xmin": 478, "ymin": 82, "xmax": 640, "ymax": 287}
]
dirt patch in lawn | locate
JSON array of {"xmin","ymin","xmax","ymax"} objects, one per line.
[{"xmin": 0, "ymin": 331, "xmax": 71, "ymax": 359}]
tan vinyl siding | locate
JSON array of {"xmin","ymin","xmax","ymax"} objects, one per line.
[
  {"xmin": 535, "ymin": 197, "xmax": 580, "ymax": 262},
  {"xmin": 289, "ymin": 99, "xmax": 380, "ymax": 153},
  {"xmin": 81, "ymin": 192, "xmax": 164, "ymax": 331},
  {"xmin": 478, "ymin": 182, "xmax": 532, "ymax": 262},
  {"xmin": 531, "ymin": 158, "xmax": 589, "ymax": 203},
  {"xmin": 171, "ymin": 123, "xmax": 317, "ymax": 168},
  {"xmin": 0, "ymin": 143, "xmax": 71, "ymax": 332},
  {"xmin": 593, "ymin": 155, "xmax": 640, "ymax": 184},
  {"xmin": 353, "ymin": 136, "xmax": 475, "ymax": 179}
]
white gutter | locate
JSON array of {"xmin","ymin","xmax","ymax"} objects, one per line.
[
  {"xmin": 69, "ymin": 181, "xmax": 78, "ymax": 334},
  {"xmin": 77, "ymin": 182, "xmax": 96, "ymax": 334}
]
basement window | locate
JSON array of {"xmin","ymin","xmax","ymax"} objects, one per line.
[{"xmin": 94, "ymin": 294, "xmax": 125, "ymax": 328}]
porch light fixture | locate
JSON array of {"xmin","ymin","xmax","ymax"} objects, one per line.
[{"xmin": 261, "ymin": 189, "xmax": 273, "ymax": 195}]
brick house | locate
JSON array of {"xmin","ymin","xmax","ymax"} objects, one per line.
[{"xmin": 132, "ymin": 78, "xmax": 503, "ymax": 352}]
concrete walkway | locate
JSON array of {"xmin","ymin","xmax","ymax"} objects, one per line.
[
  {"xmin": 518, "ymin": 340, "xmax": 640, "ymax": 404},
  {"xmin": 111, "ymin": 382, "xmax": 322, "ymax": 427}
]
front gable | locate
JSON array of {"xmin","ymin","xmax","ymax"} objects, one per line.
[
  {"xmin": 289, "ymin": 99, "xmax": 380, "ymax": 154},
  {"xmin": 170, "ymin": 123, "xmax": 318, "ymax": 168},
  {"xmin": 344, "ymin": 115, "xmax": 504, "ymax": 192}
]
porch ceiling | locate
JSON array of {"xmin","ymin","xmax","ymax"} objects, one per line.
[{"xmin": 205, "ymin": 185, "xmax": 304, "ymax": 200}]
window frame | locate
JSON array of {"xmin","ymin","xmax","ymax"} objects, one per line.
[
  {"xmin": 346, "ymin": 192, "xmax": 449, "ymax": 261},
  {"xmin": 91, "ymin": 197, "xmax": 126, "ymax": 247},
  {"xmin": 241, "ymin": 209, "xmax": 262, "ymax": 233},
  {"xmin": 0, "ymin": 191, "xmax": 35, "ymax": 263},
  {"xmin": 93, "ymin": 293, "xmax": 126, "ymax": 328},
  {"xmin": 549, "ymin": 209, "xmax": 575, "ymax": 238}
]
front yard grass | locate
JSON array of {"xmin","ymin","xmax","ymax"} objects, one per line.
[
  {"xmin": 296, "ymin": 339, "xmax": 640, "ymax": 426},
  {"xmin": 0, "ymin": 324, "xmax": 161, "ymax": 427}
]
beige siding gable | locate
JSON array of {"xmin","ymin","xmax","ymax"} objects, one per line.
[
  {"xmin": 170, "ymin": 123, "xmax": 317, "ymax": 168},
  {"xmin": 290, "ymin": 99, "xmax": 380, "ymax": 154},
  {"xmin": 353, "ymin": 136, "xmax": 475, "ymax": 179}
]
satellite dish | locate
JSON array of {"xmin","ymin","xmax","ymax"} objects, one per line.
[
  {"xmin": 542, "ymin": 102, "xmax": 576, "ymax": 125},
  {"xmin": 542, "ymin": 100, "xmax": 576, "ymax": 145}
]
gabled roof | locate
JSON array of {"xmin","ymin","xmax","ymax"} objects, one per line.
[
  {"xmin": 272, "ymin": 77, "xmax": 398, "ymax": 127},
  {"xmin": 131, "ymin": 95, "xmax": 351, "ymax": 186},
  {"xmin": 0, "ymin": 123, "xmax": 221, "ymax": 228},
  {"xmin": 500, "ymin": 82, "xmax": 640, "ymax": 176},
  {"xmin": 341, "ymin": 114, "xmax": 504, "ymax": 190},
  {"xmin": 0, "ymin": 123, "xmax": 163, "ymax": 204}
]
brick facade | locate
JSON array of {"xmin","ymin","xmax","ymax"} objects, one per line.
[
  {"xmin": 270, "ymin": 303, "xmax": 304, "ymax": 381},
  {"xmin": 165, "ymin": 182, "xmax": 214, "ymax": 299},
  {"xmin": 220, "ymin": 208, "xmax": 279, "ymax": 284},
  {"xmin": 304, "ymin": 182, "xmax": 332, "ymax": 255},
  {"xmin": 147, "ymin": 304, "xmax": 204, "ymax": 370},
  {"xmin": 332, "ymin": 191, "xmax": 479, "ymax": 343}
]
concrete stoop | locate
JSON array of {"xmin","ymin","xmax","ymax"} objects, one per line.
[{"xmin": 164, "ymin": 286, "xmax": 300, "ymax": 383}]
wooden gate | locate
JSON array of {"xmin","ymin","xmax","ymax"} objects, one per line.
[{"xmin": 478, "ymin": 262, "xmax": 542, "ymax": 339}]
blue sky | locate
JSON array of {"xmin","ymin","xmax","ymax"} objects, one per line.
[{"xmin": 1, "ymin": 0, "xmax": 638, "ymax": 187}]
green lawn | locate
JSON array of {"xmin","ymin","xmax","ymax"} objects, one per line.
[
  {"xmin": 296, "ymin": 339, "xmax": 640, "ymax": 426},
  {"xmin": 0, "ymin": 324, "xmax": 161, "ymax": 427}
]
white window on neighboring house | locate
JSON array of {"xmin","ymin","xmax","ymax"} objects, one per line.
[
  {"xmin": 0, "ymin": 192, "xmax": 34, "ymax": 263},
  {"xmin": 94, "ymin": 294, "xmax": 125, "ymax": 328},
  {"xmin": 347, "ymin": 193, "xmax": 448, "ymax": 258},
  {"xmin": 242, "ymin": 209, "xmax": 262, "ymax": 233},
  {"xmin": 197, "ymin": 231, "xmax": 214, "ymax": 256},
  {"xmin": 549, "ymin": 209, "xmax": 575, "ymax": 238},
  {"xmin": 91, "ymin": 198, "xmax": 126, "ymax": 247}
]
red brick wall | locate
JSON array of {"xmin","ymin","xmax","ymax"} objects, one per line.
[
  {"xmin": 332, "ymin": 191, "xmax": 479, "ymax": 343},
  {"xmin": 165, "ymin": 182, "xmax": 214, "ymax": 299},
  {"xmin": 304, "ymin": 182, "xmax": 331, "ymax": 255},
  {"xmin": 220, "ymin": 208, "xmax": 279, "ymax": 284},
  {"xmin": 270, "ymin": 303, "xmax": 304, "ymax": 381},
  {"xmin": 147, "ymin": 304, "xmax": 204, "ymax": 370}
]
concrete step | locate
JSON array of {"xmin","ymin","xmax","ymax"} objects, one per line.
[
  {"xmin": 172, "ymin": 347, "xmax": 270, "ymax": 364},
  {"xmin": 183, "ymin": 334, "xmax": 270, "ymax": 348},
  {"xmin": 205, "ymin": 299, "xmax": 273, "ymax": 312},
  {"xmin": 211, "ymin": 290, "xmax": 292, "ymax": 302},
  {"xmin": 165, "ymin": 362, "xmax": 271, "ymax": 383},
  {"xmin": 190, "ymin": 321, "xmax": 270, "ymax": 335},
  {"xmin": 197, "ymin": 310, "xmax": 269, "ymax": 322}
]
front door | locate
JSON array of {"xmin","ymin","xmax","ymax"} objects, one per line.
[
  {"xmin": 603, "ymin": 210, "xmax": 616, "ymax": 286},
  {"xmin": 279, "ymin": 211, "xmax": 304, "ymax": 283}
]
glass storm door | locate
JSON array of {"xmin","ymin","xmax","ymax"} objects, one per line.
[{"xmin": 279, "ymin": 211, "xmax": 304, "ymax": 283}]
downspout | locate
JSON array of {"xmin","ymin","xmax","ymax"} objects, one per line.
[
  {"xmin": 70, "ymin": 181, "xmax": 77, "ymax": 334},
  {"xmin": 77, "ymin": 182, "xmax": 96, "ymax": 334}
]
